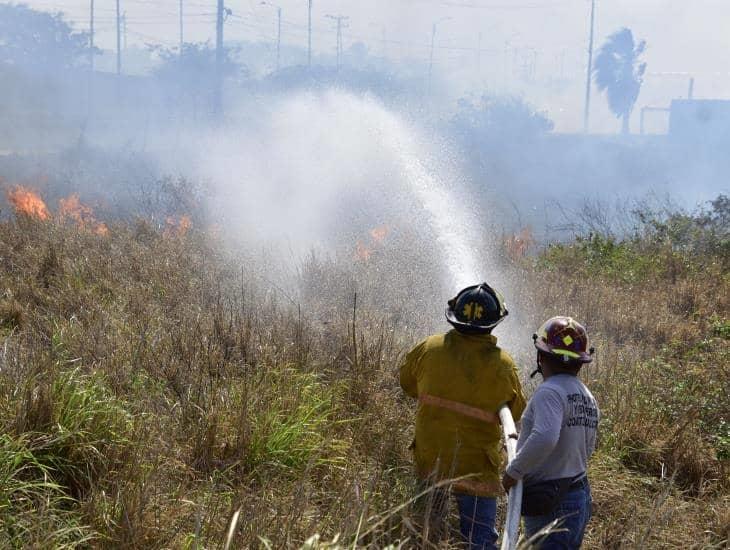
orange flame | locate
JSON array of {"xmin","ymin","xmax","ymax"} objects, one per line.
[
  {"xmin": 58, "ymin": 194, "xmax": 109, "ymax": 236},
  {"xmin": 355, "ymin": 241, "xmax": 373, "ymax": 261},
  {"xmin": 370, "ymin": 225, "xmax": 389, "ymax": 243},
  {"xmin": 178, "ymin": 215, "xmax": 192, "ymax": 235},
  {"xmin": 504, "ymin": 227, "xmax": 534, "ymax": 260},
  {"xmin": 355, "ymin": 225, "xmax": 390, "ymax": 262},
  {"xmin": 6, "ymin": 186, "xmax": 50, "ymax": 220},
  {"xmin": 164, "ymin": 215, "xmax": 192, "ymax": 238},
  {"xmin": 59, "ymin": 194, "xmax": 93, "ymax": 225}
]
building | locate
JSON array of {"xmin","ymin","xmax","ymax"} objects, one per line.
[{"xmin": 669, "ymin": 99, "xmax": 730, "ymax": 143}]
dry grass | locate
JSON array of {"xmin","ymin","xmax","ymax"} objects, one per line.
[
  {"xmin": 518, "ymin": 228, "xmax": 729, "ymax": 549},
  {"xmin": 0, "ymin": 209, "xmax": 727, "ymax": 548}
]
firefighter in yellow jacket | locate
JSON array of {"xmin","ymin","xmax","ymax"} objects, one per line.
[{"xmin": 400, "ymin": 282, "xmax": 526, "ymax": 550}]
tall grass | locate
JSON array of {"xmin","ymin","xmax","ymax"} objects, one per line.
[
  {"xmin": 0, "ymin": 434, "xmax": 95, "ymax": 548},
  {"xmin": 0, "ymin": 198, "xmax": 727, "ymax": 548},
  {"xmin": 515, "ymin": 198, "xmax": 729, "ymax": 547}
]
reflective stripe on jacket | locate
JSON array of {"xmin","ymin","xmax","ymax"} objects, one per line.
[{"xmin": 400, "ymin": 330, "xmax": 526, "ymax": 497}]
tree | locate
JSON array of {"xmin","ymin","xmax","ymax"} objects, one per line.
[
  {"xmin": 450, "ymin": 95, "xmax": 554, "ymax": 146},
  {"xmin": 593, "ymin": 28, "xmax": 647, "ymax": 134},
  {"xmin": 152, "ymin": 42, "xmax": 243, "ymax": 119},
  {"xmin": 449, "ymin": 95, "xmax": 554, "ymax": 196},
  {"xmin": 0, "ymin": 4, "xmax": 90, "ymax": 74}
]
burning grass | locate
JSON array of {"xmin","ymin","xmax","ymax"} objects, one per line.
[
  {"xmin": 4, "ymin": 185, "xmax": 110, "ymax": 236},
  {"xmin": 58, "ymin": 194, "xmax": 109, "ymax": 236},
  {"xmin": 0, "ymin": 197, "xmax": 727, "ymax": 548},
  {"xmin": 6, "ymin": 186, "xmax": 50, "ymax": 220}
]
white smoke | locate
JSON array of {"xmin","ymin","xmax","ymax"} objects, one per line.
[{"xmin": 185, "ymin": 89, "xmax": 530, "ymax": 356}]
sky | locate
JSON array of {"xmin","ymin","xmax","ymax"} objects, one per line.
[{"xmin": 20, "ymin": 0, "xmax": 730, "ymax": 132}]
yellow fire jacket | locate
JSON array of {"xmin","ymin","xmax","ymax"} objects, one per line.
[{"xmin": 400, "ymin": 330, "xmax": 526, "ymax": 496}]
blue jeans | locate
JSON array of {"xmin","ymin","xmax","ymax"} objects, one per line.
[
  {"xmin": 454, "ymin": 493, "xmax": 498, "ymax": 550},
  {"xmin": 523, "ymin": 479, "xmax": 592, "ymax": 549}
]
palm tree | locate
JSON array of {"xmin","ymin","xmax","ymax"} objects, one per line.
[{"xmin": 593, "ymin": 28, "xmax": 647, "ymax": 134}]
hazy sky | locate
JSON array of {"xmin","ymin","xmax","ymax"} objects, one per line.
[{"xmin": 21, "ymin": 0, "xmax": 730, "ymax": 131}]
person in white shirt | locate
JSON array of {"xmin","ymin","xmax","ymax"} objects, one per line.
[{"xmin": 502, "ymin": 316, "xmax": 599, "ymax": 549}]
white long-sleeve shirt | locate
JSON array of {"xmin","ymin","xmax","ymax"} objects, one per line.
[{"xmin": 506, "ymin": 374, "xmax": 599, "ymax": 485}]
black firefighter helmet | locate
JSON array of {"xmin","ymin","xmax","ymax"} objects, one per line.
[{"xmin": 445, "ymin": 282, "xmax": 508, "ymax": 334}]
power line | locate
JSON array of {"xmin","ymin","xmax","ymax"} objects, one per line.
[
  {"xmin": 127, "ymin": 28, "xmax": 177, "ymax": 47},
  {"xmin": 24, "ymin": 0, "xmax": 533, "ymax": 74},
  {"xmin": 440, "ymin": 0, "xmax": 578, "ymax": 8}
]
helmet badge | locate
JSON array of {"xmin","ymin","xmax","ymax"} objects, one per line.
[{"xmin": 462, "ymin": 302, "xmax": 484, "ymax": 320}]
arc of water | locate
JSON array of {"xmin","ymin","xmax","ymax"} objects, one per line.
[{"xmin": 383, "ymin": 123, "xmax": 483, "ymax": 290}]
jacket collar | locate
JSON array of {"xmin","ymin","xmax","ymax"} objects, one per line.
[{"xmin": 448, "ymin": 329, "xmax": 498, "ymax": 346}]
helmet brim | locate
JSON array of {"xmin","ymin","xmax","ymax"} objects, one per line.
[
  {"xmin": 445, "ymin": 307, "xmax": 506, "ymax": 333},
  {"xmin": 534, "ymin": 339, "xmax": 593, "ymax": 363}
]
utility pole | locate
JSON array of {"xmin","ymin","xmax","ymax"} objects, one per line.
[
  {"xmin": 307, "ymin": 0, "xmax": 312, "ymax": 67},
  {"xmin": 477, "ymin": 31, "xmax": 482, "ymax": 76},
  {"xmin": 428, "ymin": 17, "xmax": 451, "ymax": 95},
  {"xmin": 261, "ymin": 2, "xmax": 282, "ymax": 71},
  {"xmin": 583, "ymin": 0, "xmax": 596, "ymax": 133},
  {"xmin": 326, "ymin": 14, "xmax": 348, "ymax": 70},
  {"xmin": 87, "ymin": 0, "xmax": 95, "ymax": 116},
  {"xmin": 122, "ymin": 12, "xmax": 127, "ymax": 51},
  {"xmin": 276, "ymin": 6, "xmax": 281, "ymax": 71},
  {"xmin": 89, "ymin": 0, "xmax": 94, "ymax": 72},
  {"xmin": 115, "ymin": 0, "xmax": 121, "ymax": 75},
  {"xmin": 428, "ymin": 23, "xmax": 436, "ymax": 94},
  {"xmin": 179, "ymin": 0, "xmax": 184, "ymax": 54},
  {"xmin": 214, "ymin": 0, "xmax": 224, "ymax": 117},
  {"xmin": 503, "ymin": 32, "xmax": 519, "ymax": 87}
]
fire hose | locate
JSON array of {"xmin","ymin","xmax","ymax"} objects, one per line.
[{"xmin": 499, "ymin": 404, "xmax": 522, "ymax": 550}]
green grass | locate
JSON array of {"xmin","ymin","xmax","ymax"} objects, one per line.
[
  {"xmin": 244, "ymin": 369, "xmax": 346, "ymax": 471},
  {"xmin": 17, "ymin": 368, "xmax": 133, "ymax": 498},
  {"xmin": 0, "ymin": 423, "xmax": 98, "ymax": 548}
]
